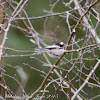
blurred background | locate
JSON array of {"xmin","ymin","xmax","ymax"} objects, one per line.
[{"xmin": 0, "ymin": 0, "xmax": 100, "ymax": 99}]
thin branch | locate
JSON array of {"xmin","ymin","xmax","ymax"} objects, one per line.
[
  {"xmin": 71, "ymin": 60, "xmax": 100, "ymax": 100},
  {"xmin": 73, "ymin": 0, "xmax": 100, "ymax": 48}
]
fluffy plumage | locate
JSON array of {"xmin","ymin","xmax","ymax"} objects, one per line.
[{"xmin": 36, "ymin": 42, "xmax": 65, "ymax": 57}]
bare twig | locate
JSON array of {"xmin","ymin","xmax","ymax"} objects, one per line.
[
  {"xmin": 71, "ymin": 60, "xmax": 100, "ymax": 100},
  {"xmin": 73, "ymin": 0, "xmax": 100, "ymax": 48}
]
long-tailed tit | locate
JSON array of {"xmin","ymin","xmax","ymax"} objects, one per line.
[{"xmin": 36, "ymin": 42, "xmax": 65, "ymax": 57}]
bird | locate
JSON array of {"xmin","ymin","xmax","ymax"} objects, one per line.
[{"xmin": 36, "ymin": 42, "xmax": 65, "ymax": 57}]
